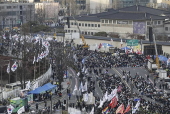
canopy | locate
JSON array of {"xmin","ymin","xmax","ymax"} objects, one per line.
[
  {"xmin": 102, "ymin": 43, "xmax": 113, "ymax": 47},
  {"xmin": 154, "ymin": 55, "xmax": 168, "ymax": 62},
  {"xmin": 121, "ymin": 47, "xmax": 131, "ymax": 50},
  {"xmin": 28, "ymin": 83, "xmax": 57, "ymax": 94}
]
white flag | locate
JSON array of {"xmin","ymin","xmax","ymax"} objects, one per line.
[
  {"xmin": 11, "ymin": 62, "xmax": 18, "ymax": 72},
  {"xmin": 72, "ymin": 84, "xmax": 78, "ymax": 95},
  {"xmin": 98, "ymin": 99, "xmax": 104, "ymax": 108},
  {"xmin": 33, "ymin": 56, "xmax": 36, "ymax": 64},
  {"xmin": 107, "ymin": 88, "xmax": 118, "ymax": 101},
  {"xmin": 17, "ymin": 106, "xmax": 25, "ymax": 114},
  {"xmin": 89, "ymin": 107, "xmax": 94, "ymax": 114},
  {"xmin": 83, "ymin": 81, "xmax": 87, "ymax": 92},
  {"xmin": 132, "ymin": 101, "xmax": 140, "ymax": 113},
  {"xmin": 7, "ymin": 104, "xmax": 14, "ymax": 114},
  {"xmin": 25, "ymin": 80, "xmax": 31, "ymax": 90},
  {"xmin": 7, "ymin": 63, "xmax": 10, "ymax": 74},
  {"xmin": 83, "ymin": 93, "xmax": 89, "ymax": 102}
]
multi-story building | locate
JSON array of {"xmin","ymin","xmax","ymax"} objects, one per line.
[
  {"xmin": 35, "ymin": 2, "xmax": 59, "ymax": 24},
  {"xmin": 64, "ymin": 5, "xmax": 170, "ymax": 39},
  {"xmin": 0, "ymin": 2, "xmax": 35, "ymax": 30}
]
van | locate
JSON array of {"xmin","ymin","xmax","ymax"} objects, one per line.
[{"xmin": 5, "ymin": 81, "xmax": 21, "ymax": 91}]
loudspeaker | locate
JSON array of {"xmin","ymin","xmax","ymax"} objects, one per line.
[
  {"xmin": 67, "ymin": 17, "xmax": 70, "ymax": 28},
  {"xmin": 149, "ymin": 27, "xmax": 153, "ymax": 42}
]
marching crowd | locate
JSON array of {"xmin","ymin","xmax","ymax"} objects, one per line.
[{"xmin": 70, "ymin": 47, "xmax": 170, "ymax": 114}]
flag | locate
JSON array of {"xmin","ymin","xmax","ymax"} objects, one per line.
[
  {"xmin": 83, "ymin": 93, "xmax": 89, "ymax": 102},
  {"xmin": 109, "ymin": 96, "xmax": 117, "ymax": 108},
  {"xmin": 17, "ymin": 106, "xmax": 25, "ymax": 114},
  {"xmin": 7, "ymin": 63, "xmax": 10, "ymax": 74},
  {"xmin": 102, "ymin": 106, "xmax": 109, "ymax": 114},
  {"xmin": 121, "ymin": 39, "xmax": 123, "ymax": 47},
  {"xmin": 25, "ymin": 80, "xmax": 31, "ymax": 90},
  {"xmin": 11, "ymin": 62, "xmax": 18, "ymax": 72},
  {"xmin": 132, "ymin": 101, "xmax": 140, "ymax": 113},
  {"xmin": 90, "ymin": 107, "xmax": 94, "ymax": 114},
  {"xmin": 98, "ymin": 43, "xmax": 102, "ymax": 49},
  {"xmin": 79, "ymin": 82, "xmax": 84, "ymax": 91},
  {"xmin": 103, "ymin": 91, "xmax": 108, "ymax": 102},
  {"xmin": 33, "ymin": 56, "xmax": 36, "ymax": 64},
  {"xmin": 3, "ymin": 34, "xmax": 6, "ymax": 39},
  {"xmin": 98, "ymin": 98, "xmax": 104, "ymax": 108},
  {"xmin": 124, "ymin": 104, "xmax": 131, "ymax": 114},
  {"xmin": 116, "ymin": 104, "xmax": 124, "ymax": 114},
  {"xmin": 111, "ymin": 38, "xmax": 113, "ymax": 42},
  {"xmin": 32, "ymin": 81, "xmax": 39, "ymax": 90},
  {"xmin": 7, "ymin": 105, "xmax": 14, "ymax": 114},
  {"xmin": 82, "ymin": 81, "xmax": 87, "ymax": 92},
  {"xmin": 72, "ymin": 84, "xmax": 78, "ymax": 95},
  {"xmin": 107, "ymin": 88, "xmax": 118, "ymax": 101}
]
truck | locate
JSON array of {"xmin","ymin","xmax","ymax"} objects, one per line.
[{"xmin": 10, "ymin": 97, "xmax": 28, "ymax": 113}]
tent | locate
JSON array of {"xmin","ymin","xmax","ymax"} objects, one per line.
[
  {"xmin": 28, "ymin": 83, "xmax": 57, "ymax": 94},
  {"xmin": 154, "ymin": 55, "xmax": 168, "ymax": 62},
  {"xmin": 121, "ymin": 47, "xmax": 131, "ymax": 50},
  {"xmin": 101, "ymin": 43, "xmax": 113, "ymax": 47}
]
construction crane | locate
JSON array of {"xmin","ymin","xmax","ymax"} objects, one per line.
[{"xmin": 72, "ymin": 16, "xmax": 89, "ymax": 49}]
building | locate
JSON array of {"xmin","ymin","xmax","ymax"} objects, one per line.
[
  {"xmin": 35, "ymin": 2, "xmax": 59, "ymax": 24},
  {"xmin": 0, "ymin": 2, "xmax": 35, "ymax": 30},
  {"xmin": 64, "ymin": 5, "xmax": 170, "ymax": 40}
]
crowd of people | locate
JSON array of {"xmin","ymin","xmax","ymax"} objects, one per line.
[{"xmin": 70, "ymin": 46, "xmax": 170, "ymax": 114}]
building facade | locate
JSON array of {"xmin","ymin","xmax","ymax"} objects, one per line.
[
  {"xmin": 64, "ymin": 5, "xmax": 170, "ymax": 40},
  {"xmin": 0, "ymin": 3, "xmax": 35, "ymax": 30}
]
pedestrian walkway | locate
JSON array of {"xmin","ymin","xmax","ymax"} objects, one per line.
[{"xmin": 29, "ymin": 78, "xmax": 70, "ymax": 113}]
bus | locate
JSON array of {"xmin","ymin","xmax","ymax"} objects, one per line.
[{"xmin": 5, "ymin": 81, "xmax": 22, "ymax": 91}]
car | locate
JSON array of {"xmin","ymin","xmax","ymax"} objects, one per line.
[{"xmin": 0, "ymin": 106, "xmax": 7, "ymax": 113}]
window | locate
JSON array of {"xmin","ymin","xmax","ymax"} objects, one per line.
[
  {"xmin": 82, "ymin": 31, "xmax": 84, "ymax": 34},
  {"xmin": 65, "ymin": 30, "xmax": 67, "ymax": 33},
  {"xmin": 68, "ymin": 30, "xmax": 70, "ymax": 33},
  {"xmin": 71, "ymin": 30, "xmax": 73, "ymax": 33},
  {"xmin": 91, "ymin": 32, "xmax": 93, "ymax": 35},
  {"xmin": 154, "ymin": 21, "xmax": 157, "ymax": 25},
  {"xmin": 74, "ymin": 30, "xmax": 76, "ymax": 32},
  {"xmin": 71, "ymin": 22, "xmax": 73, "ymax": 25},
  {"xmin": 79, "ymin": 23, "xmax": 81, "ymax": 26},
  {"xmin": 109, "ymin": 20, "xmax": 112, "ymax": 24},
  {"xmin": 102, "ymin": 20, "xmax": 104, "ymax": 23},
  {"xmin": 7, "ymin": 6, "xmax": 11, "ymax": 9},
  {"xmin": 165, "ymin": 27, "xmax": 168, "ymax": 31},
  {"xmin": 95, "ymin": 24, "xmax": 97, "ymax": 27},
  {"xmin": 88, "ymin": 32, "xmax": 90, "ymax": 35},
  {"xmin": 158, "ymin": 21, "xmax": 161, "ymax": 25},
  {"xmin": 147, "ymin": 21, "xmax": 151, "ymax": 25},
  {"xmin": 74, "ymin": 23, "xmax": 77, "ymax": 25},
  {"xmin": 88, "ymin": 24, "xmax": 90, "ymax": 27},
  {"xmin": 85, "ymin": 23, "xmax": 87, "ymax": 27},
  {"xmin": 85, "ymin": 32, "xmax": 87, "ymax": 35},
  {"xmin": 82, "ymin": 23, "xmax": 84, "ymax": 26},
  {"xmin": 98, "ymin": 24, "xmax": 100, "ymax": 27},
  {"xmin": 113, "ymin": 20, "xmax": 116, "ymax": 24},
  {"xmin": 91, "ymin": 24, "xmax": 94, "ymax": 27},
  {"xmin": 13, "ymin": 6, "xmax": 17, "ymax": 9},
  {"xmin": 20, "ymin": 6, "xmax": 22, "ymax": 10},
  {"xmin": 105, "ymin": 20, "xmax": 108, "ymax": 23}
]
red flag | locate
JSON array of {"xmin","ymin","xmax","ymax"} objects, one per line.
[
  {"xmin": 109, "ymin": 96, "xmax": 117, "ymax": 108},
  {"xmin": 116, "ymin": 104, "xmax": 124, "ymax": 114},
  {"xmin": 124, "ymin": 104, "xmax": 131, "ymax": 114},
  {"xmin": 98, "ymin": 43, "xmax": 102, "ymax": 49}
]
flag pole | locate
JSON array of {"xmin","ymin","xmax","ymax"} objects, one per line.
[{"xmin": 9, "ymin": 60, "xmax": 10, "ymax": 83}]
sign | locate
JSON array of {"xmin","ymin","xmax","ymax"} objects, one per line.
[
  {"xmin": 117, "ymin": 21, "xmax": 128, "ymax": 24},
  {"xmin": 127, "ymin": 39, "xmax": 138, "ymax": 46}
]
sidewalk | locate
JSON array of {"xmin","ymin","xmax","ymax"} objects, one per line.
[{"xmin": 29, "ymin": 78, "xmax": 71, "ymax": 113}]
